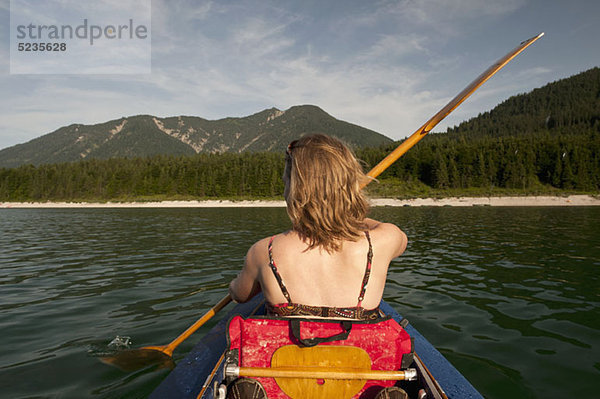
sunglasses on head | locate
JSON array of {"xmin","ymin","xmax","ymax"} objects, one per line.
[{"xmin": 286, "ymin": 140, "xmax": 299, "ymax": 156}]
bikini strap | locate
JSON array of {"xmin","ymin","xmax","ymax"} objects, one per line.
[
  {"xmin": 268, "ymin": 236, "xmax": 293, "ymax": 304},
  {"xmin": 357, "ymin": 231, "xmax": 373, "ymax": 308}
]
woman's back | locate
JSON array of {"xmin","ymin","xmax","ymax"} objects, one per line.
[{"xmin": 246, "ymin": 219, "xmax": 406, "ymax": 311}]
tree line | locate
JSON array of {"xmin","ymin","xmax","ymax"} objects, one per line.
[
  {"xmin": 360, "ymin": 131, "xmax": 599, "ymax": 191},
  {"xmin": 1, "ymin": 131, "xmax": 598, "ymax": 202},
  {"xmin": 0, "ymin": 153, "xmax": 285, "ymax": 201}
]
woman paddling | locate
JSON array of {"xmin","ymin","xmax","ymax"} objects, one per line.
[
  {"xmin": 227, "ymin": 134, "xmax": 408, "ymax": 399},
  {"xmin": 229, "ymin": 134, "xmax": 407, "ymax": 319}
]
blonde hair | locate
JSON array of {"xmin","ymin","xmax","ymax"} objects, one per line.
[{"xmin": 285, "ymin": 134, "xmax": 370, "ymax": 252}]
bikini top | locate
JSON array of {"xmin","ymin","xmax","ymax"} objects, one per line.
[{"xmin": 265, "ymin": 231, "xmax": 381, "ymax": 320}]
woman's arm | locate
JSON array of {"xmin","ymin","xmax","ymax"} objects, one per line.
[
  {"xmin": 228, "ymin": 241, "xmax": 263, "ymax": 303},
  {"xmin": 390, "ymin": 225, "xmax": 408, "ymax": 258}
]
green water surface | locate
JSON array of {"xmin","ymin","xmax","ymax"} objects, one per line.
[{"xmin": 0, "ymin": 207, "xmax": 598, "ymax": 398}]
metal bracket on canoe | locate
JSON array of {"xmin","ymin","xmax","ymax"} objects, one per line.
[
  {"xmin": 224, "ymin": 363, "xmax": 240, "ymax": 378},
  {"xmin": 224, "ymin": 350, "xmax": 240, "ymax": 384}
]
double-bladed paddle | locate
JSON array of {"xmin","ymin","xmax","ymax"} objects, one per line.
[{"xmin": 100, "ymin": 32, "xmax": 543, "ymax": 372}]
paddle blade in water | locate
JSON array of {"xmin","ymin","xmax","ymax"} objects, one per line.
[{"xmin": 100, "ymin": 348, "xmax": 175, "ymax": 372}]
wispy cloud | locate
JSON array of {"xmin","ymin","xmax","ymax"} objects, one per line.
[
  {"xmin": 517, "ymin": 66, "xmax": 552, "ymax": 79},
  {"xmin": 0, "ymin": 0, "xmax": 596, "ymax": 149},
  {"xmin": 386, "ymin": 0, "xmax": 527, "ymax": 36}
]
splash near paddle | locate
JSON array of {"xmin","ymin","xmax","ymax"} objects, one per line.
[{"xmin": 99, "ymin": 294, "xmax": 232, "ymax": 371}]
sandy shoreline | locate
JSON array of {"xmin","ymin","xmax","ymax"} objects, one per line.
[{"xmin": 1, "ymin": 195, "xmax": 598, "ymax": 208}]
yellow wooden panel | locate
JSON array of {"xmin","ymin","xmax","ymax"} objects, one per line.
[{"xmin": 271, "ymin": 345, "xmax": 371, "ymax": 399}]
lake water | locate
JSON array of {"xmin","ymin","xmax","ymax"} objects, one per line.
[{"xmin": 0, "ymin": 207, "xmax": 598, "ymax": 398}]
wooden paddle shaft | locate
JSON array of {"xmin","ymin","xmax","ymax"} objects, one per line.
[
  {"xmin": 232, "ymin": 366, "xmax": 417, "ymax": 381},
  {"xmin": 363, "ymin": 32, "xmax": 544, "ymax": 185},
  {"xmin": 163, "ymin": 294, "xmax": 232, "ymax": 354}
]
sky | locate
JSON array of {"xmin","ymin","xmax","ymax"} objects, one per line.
[{"xmin": 0, "ymin": 0, "xmax": 599, "ymax": 151}]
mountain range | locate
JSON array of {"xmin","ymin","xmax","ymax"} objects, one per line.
[
  {"xmin": 0, "ymin": 105, "xmax": 392, "ymax": 168},
  {"xmin": 2, "ymin": 66, "xmax": 598, "ymax": 169}
]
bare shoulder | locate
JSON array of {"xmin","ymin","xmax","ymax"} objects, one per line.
[
  {"xmin": 249, "ymin": 236, "xmax": 272, "ymax": 253},
  {"xmin": 365, "ymin": 218, "xmax": 404, "ymax": 236},
  {"xmin": 365, "ymin": 218, "xmax": 407, "ymax": 258},
  {"xmin": 245, "ymin": 236, "xmax": 272, "ymax": 268}
]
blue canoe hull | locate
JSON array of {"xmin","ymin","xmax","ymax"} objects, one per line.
[{"xmin": 150, "ymin": 295, "xmax": 482, "ymax": 399}]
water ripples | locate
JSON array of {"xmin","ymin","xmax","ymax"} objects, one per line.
[
  {"xmin": 1, "ymin": 207, "xmax": 599, "ymax": 398},
  {"xmin": 371, "ymin": 206, "xmax": 600, "ymax": 398}
]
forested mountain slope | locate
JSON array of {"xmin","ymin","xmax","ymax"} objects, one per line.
[
  {"xmin": 360, "ymin": 68, "xmax": 600, "ymax": 191},
  {"xmin": 446, "ymin": 67, "xmax": 599, "ymax": 138}
]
